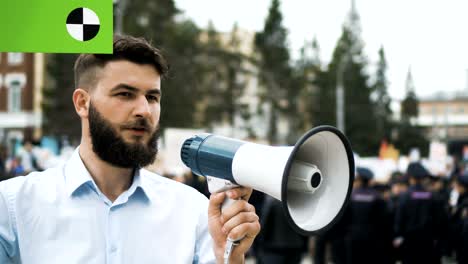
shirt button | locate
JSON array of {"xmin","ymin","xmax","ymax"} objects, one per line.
[{"xmin": 110, "ymin": 245, "xmax": 117, "ymax": 252}]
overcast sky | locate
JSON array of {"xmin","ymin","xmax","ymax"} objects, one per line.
[{"xmin": 175, "ymin": 0, "xmax": 468, "ymax": 100}]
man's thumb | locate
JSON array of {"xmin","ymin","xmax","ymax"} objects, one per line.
[{"xmin": 208, "ymin": 192, "xmax": 226, "ymax": 218}]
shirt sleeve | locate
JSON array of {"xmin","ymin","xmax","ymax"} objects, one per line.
[
  {"xmin": 0, "ymin": 183, "xmax": 18, "ymax": 263},
  {"xmin": 193, "ymin": 195, "xmax": 216, "ymax": 264}
]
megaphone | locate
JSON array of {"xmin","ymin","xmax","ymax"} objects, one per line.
[{"xmin": 180, "ymin": 125, "xmax": 354, "ymax": 235}]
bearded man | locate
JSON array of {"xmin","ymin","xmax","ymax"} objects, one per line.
[{"xmin": 0, "ymin": 35, "xmax": 260, "ymax": 264}]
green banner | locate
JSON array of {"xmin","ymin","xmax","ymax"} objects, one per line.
[{"xmin": 0, "ymin": 0, "xmax": 113, "ymax": 53}]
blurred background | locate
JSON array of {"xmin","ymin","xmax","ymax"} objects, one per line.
[{"xmin": 0, "ymin": 0, "xmax": 468, "ymax": 263}]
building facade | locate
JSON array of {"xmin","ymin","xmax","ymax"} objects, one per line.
[
  {"xmin": 0, "ymin": 52, "xmax": 44, "ymax": 149},
  {"xmin": 417, "ymin": 92, "xmax": 468, "ymax": 140}
]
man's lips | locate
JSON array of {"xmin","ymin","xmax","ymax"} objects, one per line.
[{"xmin": 125, "ymin": 127, "xmax": 149, "ymax": 135}]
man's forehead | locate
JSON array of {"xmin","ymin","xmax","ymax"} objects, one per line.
[
  {"xmin": 98, "ymin": 61, "xmax": 161, "ymax": 91},
  {"xmin": 102, "ymin": 60, "xmax": 161, "ymax": 75}
]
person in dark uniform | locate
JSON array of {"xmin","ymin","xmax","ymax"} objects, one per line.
[
  {"xmin": 449, "ymin": 172, "xmax": 468, "ymax": 263},
  {"xmin": 346, "ymin": 167, "xmax": 389, "ymax": 264},
  {"xmin": 390, "ymin": 174, "xmax": 409, "ymax": 210},
  {"xmin": 428, "ymin": 174, "xmax": 450, "ymax": 259},
  {"xmin": 389, "ymin": 175, "xmax": 408, "ymax": 263},
  {"xmin": 312, "ymin": 207, "xmax": 351, "ymax": 264},
  {"xmin": 393, "ymin": 162, "xmax": 443, "ymax": 264},
  {"xmin": 374, "ymin": 183, "xmax": 396, "ymax": 264},
  {"xmin": 256, "ymin": 195, "xmax": 307, "ymax": 264}
]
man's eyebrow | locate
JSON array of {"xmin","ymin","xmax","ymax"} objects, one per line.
[{"xmin": 110, "ymin": 84, "xmax": 161, "ymax": 95}]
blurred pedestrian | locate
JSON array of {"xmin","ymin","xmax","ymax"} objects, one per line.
[
  {"xmin": 389, "ymin": 175, "xmax": 409, "ymax": 262},
  {"xmin": 374, "ymin": 183, "xmax": 395, "ymax": 264},
  {"xmin": 8, "ymin": 156, "xmax": 25, "ymax": 177},
  {"xmin": 0, "ymin": 145, "xmax": 7, "ymax": 181},
  {"xmin": 429, "ymin": 175, "xmax": 450, "ymax": 208},
  {"xmin": 184, "ymin": 171, "xmax": 210, "ymax": 198},
  {"xmin": 393, "ymin": 162, "xmax": 444, "ymax": 264},
  {"xmin": 19, "ymin": 140, "xmax": 43, "ymax": 174},
  {"xmin": 390, "ymin": 175, "xmax": 409, "ymax": 209},
  {"xmin": 449, "ymin": 172, "xmax": 468, "ymax": 263},
  {"xmin": 346, "ymin": 167, "xmax": 390, "ymax": 264},
  {"xmin": 256, "ymin": 195, "xmax": 307, "ymax": 264},
  {"xmin": 429, "ymin": 175, "xmax": 451, "ymax": 260}
]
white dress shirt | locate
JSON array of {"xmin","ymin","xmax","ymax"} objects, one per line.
[{"xmin": 0, "ymin": 148, "xmax": 216, "ymax": 264}]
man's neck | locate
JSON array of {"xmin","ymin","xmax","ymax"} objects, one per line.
[{"xmin": 78, "ymin": 143, "xmax": 134, "ymax": 202}]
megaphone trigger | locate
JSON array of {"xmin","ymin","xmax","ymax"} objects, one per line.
[{"xmin": 206, "ymin": 176, "xmax": 241, "ymax": 211}]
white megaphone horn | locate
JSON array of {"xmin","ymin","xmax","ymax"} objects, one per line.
[{"xmin": 180, "ymin": 125, "xmax": 354, "ymax": 235}]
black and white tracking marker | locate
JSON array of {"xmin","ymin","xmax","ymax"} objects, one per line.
[{"xmin": 66, "ymin": 7, "xmax": 100, "ymax": 41}]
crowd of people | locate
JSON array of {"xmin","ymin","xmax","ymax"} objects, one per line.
[
  {"xmin": 2, "ymin": 139, "xmax": 468, "ymax": 263},
  {"xmin": 168, "ymin": 159, "xmax": 468, "ymax": 264},
  {"xmin": 310, "ymin": 162, "xmax": 468, "ymax": 264},
  {"xmin": 0, "ymin": 141, "xmax": 42, "ymax": 181}
]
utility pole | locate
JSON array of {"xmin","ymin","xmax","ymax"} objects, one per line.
[
  {"xmin": 113, "ymin": 0, "xmax": 128, "ymax": 34},
  {"xmin": 336, "ymin": 55, "xmax": 347, "ymax": 132}
]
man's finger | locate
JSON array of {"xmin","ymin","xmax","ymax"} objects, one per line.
[
  {"xmin": 226, "ymin": 187, "xmax": 252, "ymax": 200},
  {"xmin": 221, "ymin": 200, "xmax": 255, "ymax": 224},
  {"xmin": 208, "ymin": 192, "xmax": 226, "ymax": 218},
  {"xmin": 227, "ymin": 222, "xmax": 261, "ymax": 243},
  {"xmin": 222, "ymin": 212, "xmax": 259, "ymax": 235}
]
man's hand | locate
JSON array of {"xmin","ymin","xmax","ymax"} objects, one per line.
[{"xmin": 208, "ymin": 187, "xmax": 261, "ymax": 264}]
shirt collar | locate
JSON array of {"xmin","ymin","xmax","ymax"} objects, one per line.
[
  {"xmin": 64, "ymin": 147, "xmax": 151, "ymax": 201},
  {"xmin": 64, "ymin": 147, "xmax": 95, "ymax": 197}
]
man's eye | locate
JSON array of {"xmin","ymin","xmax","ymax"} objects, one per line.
[
  {"xmin": 117, "ymin": 92, "xmax": 132, "ymax": 97},
  {"xmin": 147, "ymin": 95, "xmax": 159, "ymax": 102}
]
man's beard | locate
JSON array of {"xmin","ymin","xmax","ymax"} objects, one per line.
[{"xmin": 88, "ymin": 102, "xmax": 159, "ymax": 168}]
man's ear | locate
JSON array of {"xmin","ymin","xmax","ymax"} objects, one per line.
[{"xmin": 73, "ymin": 88, "xmax": 90, "ymax": 118}]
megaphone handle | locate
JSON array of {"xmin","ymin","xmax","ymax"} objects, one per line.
[
  {"xmin": 206, "ymin": 176, "xmax": 242, "ymax": 264},
  {"xmin": 221, "ymin": 196, "xmax": 238, "ymax": 211}
]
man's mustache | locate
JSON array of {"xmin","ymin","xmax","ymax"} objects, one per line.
[{"xmin": 120, "ymin": 119, "xmax": 153, "ymax": 131}]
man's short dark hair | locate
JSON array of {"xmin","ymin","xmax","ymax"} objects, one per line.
[{"xmin": 74, "ymin": 35, "xmax": 169, "ymax": 89}]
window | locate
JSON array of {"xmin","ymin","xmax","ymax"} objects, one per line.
[
  {"xmin": 8, "ymin": 53, "xmax": 23, "ymax": 65},
  {"xmin": 8, "ymin": 81, "xmax": 22, "ymax": 112},
  {"xmin": 5, "ymin": 73, "xmax": 26, "ymax": 112}
]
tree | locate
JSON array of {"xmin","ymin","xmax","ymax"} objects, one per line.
[
  {"xmin": 42, "ymin": 54, "xmax": 81, "ymax": 143},
  {"xmin": 326, "ymin": 25, "xmax": 378, "ymax": 155},
  {"xmin": 124, "ymin": 0, "xmax": 204, "ymax": 129},
  {"xmin": 124, "ymin": 0, "xmax": 179, "ymax": 45},
  {"xmin": 254, "ymin": 0, "xmax": 293, "ymax": 144},
  {"xmin": 395, "ymin": 68, "xmax": 428, "ymax": 155},
  {"xmin": 372, "ymin": 46, "xmax": 393, "ymax": 142},
  {"xmin": 295, "ymin": 37, "xmax": 323, "ymax": 136},
  {"xmin": 401, "ymin": 67, "xmax": 418, "ymax": 121}
]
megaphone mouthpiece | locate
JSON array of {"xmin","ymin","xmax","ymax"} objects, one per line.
[{"xmin": 288, "ymin": 161, "xmax": 322, "ymax": 193}]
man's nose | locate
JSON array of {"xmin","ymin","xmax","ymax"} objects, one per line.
[{"xmin": 133, "ymin": 95, "xmax": 151, "ymax": 118}]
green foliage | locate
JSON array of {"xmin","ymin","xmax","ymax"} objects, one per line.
[
  {"xmin": 401, "ymin": 68, "xmax": 419, "ymax": 120},
  {"xmin": 254, "ymin": 0, "xmax": 293, "ymax": 143},
  {"xmin": 394, "ymin": 122, "xmax": 429, "ymax": 156},
  {"xmin": 294, "ymin": 38, "xmax": 323, "ymax": 140},
  {"xmin": 199, "ymin": 23, "xmax": 249, "ymax": 129},
  {"xmin": 395, "ymin": 69, "xmax": 427, "ymax": 155},
  {"xmin": 124, "ymin": 1, "xmax": 250, "ymax": 131},
  {"xmin": 42, "ymin": 54, "xmax": 81, "ymax": 141},
  {"xmin": 124, "ymin": 0, "xmax": 179, "ymax": 45},
  {"xmin": 124, "ymin": 0, "xmax": 203, "ymax": 129},
  {"xmin": 326, "ymin": 26, "xmax": 378, "ymax": 155},
  {"xmin": 401, "ymin": 92, "xmax": 419, "ymax": 120},
  {"xmin": 372, "ymin": 46, "xmax": 394, "ymax": 141}
]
